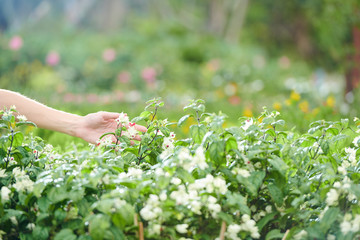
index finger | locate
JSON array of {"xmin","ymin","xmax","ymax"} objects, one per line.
[{"xmin": 134, "ymin": 124, "xmax": 147, "ymax": 133}]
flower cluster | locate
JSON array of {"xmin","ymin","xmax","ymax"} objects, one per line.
[{"xmin": 225, "ymin": 214, "xmax": 260, "ymax": 239}]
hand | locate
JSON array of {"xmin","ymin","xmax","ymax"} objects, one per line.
[{"xmin": 75, "ymin": 111, "xmax": 147, "ymax": 144}]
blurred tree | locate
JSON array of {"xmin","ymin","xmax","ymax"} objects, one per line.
[{"xmin": 245, "ymin": 0, "xmax": 360, "ymax": 94}]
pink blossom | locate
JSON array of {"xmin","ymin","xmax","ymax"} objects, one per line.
[
  {"xmin": 278, "ymin": 56, "xmax": 291, "ymax": 69},
  {"xmin": 46, "ymin": 51, "xmax": 60, "ymax": 66},
  {"xmin": 102, "ymin": 48, "xmax": 116, "ymax": 62},
  {"xmin": 9, "ymin": 36, "xmax": 23, "ymax": 51},
  {"xmin": 113, "ymin": 90, "xmax": 124, "ymax": 102},
  {"xmin": 228, "ymin": 96, "xmax": 241, "ymax": 105},
  {"xmin": 141, "ymin": 67, "xmax": 157, "ymax": 83},
  {"xmin": 117, "ymin": 71, "xmax": 131, "ymax": 83},
  {"xmin": 86, "ymin": 93, "xmax": 99, "ymax": 103}
]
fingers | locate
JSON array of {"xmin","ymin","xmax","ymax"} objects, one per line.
[
  {"xmin": 101, "ymin": 111, "xmax": 120, "ymax": 120},
  {"xmin": 134, "ymin": 124, "xmax": 147, "ymax": 133}
]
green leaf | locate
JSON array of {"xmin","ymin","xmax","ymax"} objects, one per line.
[
  {"xmin": 268, "ymin": 183, "xmax": 284, "ymax": 206},
  {"xmin": 12, "ymin": 132, "xmax": 24, "ymax": 147},
  {"xmin": 237, "ymin": 171, "xmax": 265, "ymax": 197},
  {"xmin": 178, "ymin": 114, "xmax": 191, "ymax": 127},
  {"xmin": 88, "ymin": 214, "xmax": 111, "ymax": 240},
  {"xmin": 265, "ymin": 229, "xmax": 284, "ymax": 240},
  {"xmin": 217, "ymin": 212, "xmax": 233, "ymax": 224},
  {"xmin": 48, "ymin": 185, "xmax": 68, "ymax": 203},
  {"xmin": 16, "ymin": 121, "xmax": 37, "ymax": 127},
  {"xmin": 225, "ymin": 136, "xmax": 237, "ymax": 152},
  {"xmin": 208, "ymin": 140, "xmax": 226, "ymax": 165},
  {"xmin": 190, "ymin": 124, "xmax": 207, "ymax": 144},
  {"xmin": 257, "ymin": 212, "xmax": 277, "ymax": 231},
  {"xmin": 32, "ymin": 226, "xmax": 49, "ymax": 240},
  {"xmin": 100, "ymin": 132, "xmax": 116, "ymax": 140},
  {"xmin": 319, "ymin": 207, "xmax": 340, "ymax": 232},
  {"xmin": 109, "ymin": 226, "xmax": 126, "ymax": 240},
  {"xmin": 177, "ymin": 168, "xmax": 195, "ymax": 182},
  {"xmin": 225, "ymin": 192, "xmax": 251, "ymax": 215},
  {"xmin": 268, "ymin": 156, "xmax": 288, "ymax": 176},
  {"xmin": 54, "ymin": 229, "xmax": 76, "ymax": 240},
  {"xmin": 112, "ymin": 203, "xmax": 134, "ymax": 228}
]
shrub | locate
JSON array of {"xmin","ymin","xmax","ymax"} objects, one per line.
[{"xmin": 1, "ymin": 99, "xmax": 359, "ymax": 239}]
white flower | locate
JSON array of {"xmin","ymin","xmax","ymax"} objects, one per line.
[
  {"xmin": 127, "ymin": 168, "xmax": 143, "ymax": 178},
  {"xmin": 125, "ymin": 126, "xmax": 138, "ymax": 139},
  {"xmin": 338, "ymin": 165, "xmax": 347, "ymax": 175},
  {"xmin": 170, "ymin": 132, "xmax": 176, "ymax": 138},
  {"xmin": 294, "ymin": 230, "xmax": 307, "ymax": 240},
  {"xmin": 0, "ymin": 169, "xmax": 7, "ymax": 178},
  {"xmin": 175, "ymin": 224, "xmax": 188, "ymax": 234},
  {"xmin": 240, "ymin": 215, "xmax": 260, "ymax": 238},
  {"xmin": 351, "ymin": 215, "xmax": 360, "ymax": 232},
  {"xmin": 170, "ymin": 186, "xmax": 189, "ymax": 205},
  {"xmin": 159, "ymin": 192, "xmax": 167, "ymax": 201},
  {"xmin": 190, "ymin": 200, "xmax": 202, "ymax": 214},
  {"xmin": 1, "ymin": 186, "xmax": 11, "ymax": 203},
  {"xmin": 26, "ymin": 223, "xmax": 35, "ymax": 230},
  {"xmin": 96, "ymin": 136, "xmax": 112, "ymax": 147},
  {"xmin": 171, "ymin": 177, "xmax": 182, "ymax": 185},
  {"xmin": 213, "ymin": 177, "xmax": 227, "ymax": 194},
  {"xmin": 12, "ymin": 167, "xmax": 25, "ymax": 179},
  {"xmin": 13, "ymin": 175, "xmax": 34, "ymax": 193},
  {"xmin": 17, "ymin": 115, "xmax": 27, "ymax": 122},
  {"xmin": 162, "ymin": 137, "xmax": 174, "ymax": 150},
  {"xmin": 242, "ymin": 118, "xmax": 254, "ymax": 131},
  {"xmin": 265, "ymin": 205, "xmax": 272, "ymax": 213},
  {"xmin": 237, "ymin": 140, "xmax": 246, "ymax": 152},
  {"xmin": 353, "ymin": 136, "xmax": 360, "ymax": 147},
  {"xmin": 148, "ymin": 223, "xmax": 161, "ymax": 236},
  {"xmin": 227, "ymin": 224, "xmax": 241, "ymax": 234},
  {"xmin": 340, "ymin": 220, "xmax": 352, "ymax": 235},
  {"xmin": 232, "ymin": 168, "xmax": 251, "ymax": 178},
  {"xmin": 226, "ymin": 223, "xmax": 242, "ymax": 240},
  {"xmin": 327, "ymin": 234, "xmax": 336, "ymax": 240},
  {"xmin": 140, "ymin": 206, "xmax": 157, "ymax": 221},
  {"xmin": 193, "ymin": 147, "xmax": 208, "ymax": 170},
  {"xmin": 154, "ymin": 168, "xmax": 165, "ymax": 176},
  {"xmin": 326, "ymin": 189, "xmax": 339, "ymax": 206},
  {"xmin": 10, "ymin": 216, "xmax": 17, "ymax": 225},
  {"xmin": 115, "ymin": 112, "xmax": 129, "ymax": 125}
]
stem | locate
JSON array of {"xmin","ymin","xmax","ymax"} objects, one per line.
[
  {"xmin": 219, "ymin": 221, "xmax": 226, "ymax": 240},
  {"xmin": 137, "ymin": 128, "xmax": 159, "ymax": 164},
  {"xmin": 195, "ymin": 110, "xmax": 200, "ymax": 125},
  {"xmin": 148, "ymin": 106, "xmax": 158, "ymax": 128},
  {"xmin": 137, "ymin": 106, "xmax": 159, "ymax": 164},
  {"xmin": 115, "ymin": 123, "xmax": 122, "ymax": 145},
  {"xmin": 273, "ymin": 126, "xmax": 277, "ymax": 143},
  {"xmin": 5, "ymin": 129, "xmax": 14, "ymax": 168}
]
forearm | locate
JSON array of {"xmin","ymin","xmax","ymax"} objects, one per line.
[{"xmin": 0, "ymin": 89, "xmax": 81, "ymax": 137}]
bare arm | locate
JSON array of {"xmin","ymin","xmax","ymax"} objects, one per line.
[{"xmin": 0, "ymin": 89, "xmax": 147, "ymax": 144}]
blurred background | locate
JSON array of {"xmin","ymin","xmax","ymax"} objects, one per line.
[{"xmin": 1, "ymin": 0, "xmax": 360, "ymax": 148}]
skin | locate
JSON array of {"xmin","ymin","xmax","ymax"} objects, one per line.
[{"xmin": 0, "ymin": 89, "xmax": 147, "ymax": 144}]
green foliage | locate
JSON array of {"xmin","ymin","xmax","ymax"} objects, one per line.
[{"xmin": 1, "ymin": 100, "xmax": 360, "ymax": 239}]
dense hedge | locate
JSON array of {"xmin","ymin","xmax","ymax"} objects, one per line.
[{"xmin": 1, "ymin": 99, "xmax": 360, "ymax": 239}]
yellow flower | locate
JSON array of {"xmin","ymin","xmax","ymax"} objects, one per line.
[
  {"xmin": 273, "ymin": 102, "xmax": 282, "ymax": 111},
  {"xmin": 299, "ymin": 101, "xmax": 309, "ymax": 113},
  {"xmin": 290, "ymin": 91, "xmax": 301, "ymax": 101},
  {"xmin": 312, "ymin": 107, "xmax": 320, "ymax": 116},
  {"xmin": 243, "ymin": 108, "xmax": 253, "ymax": 117},
  {"xmin": 285, "ymin": 99, "xmax": 292, "ymax": 106},
  {"xmin": 326, "ymin": 96, "xmax": 335, "ymax": 108}
]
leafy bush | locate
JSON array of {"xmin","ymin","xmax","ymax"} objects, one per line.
[{"xmin": 1, "ymin": 99, "xmax": 360, "ymax": 239}]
